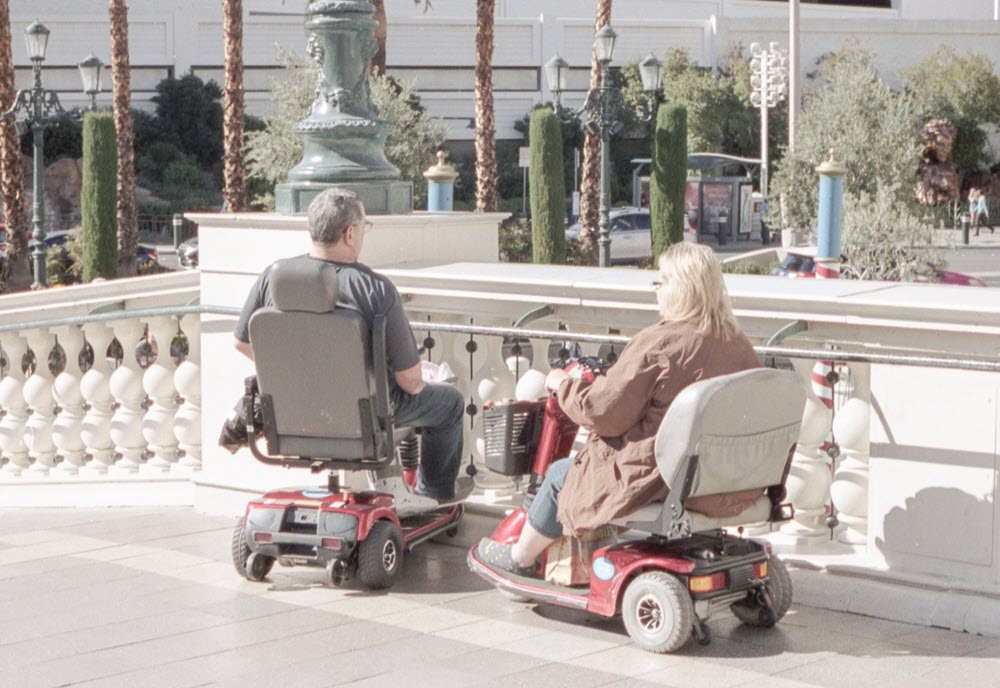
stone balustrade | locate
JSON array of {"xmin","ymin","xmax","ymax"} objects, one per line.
[{"xmin": 0, "ymin": 272, "xmax": 201, "ymax": 505}]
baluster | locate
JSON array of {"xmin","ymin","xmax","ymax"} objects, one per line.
[
  {"xmin": 109, "ymin": 321, "xmax": 148, "ymax": 474},
  {"xmin": 514, "ymin": 337, "xmax": 550, "ymax": 401},
  {"xmin": 0, "ymin": 334, "xmax": 31, "ymax": 477},
  {"xmin": 141, "ymin": 316, "xmax": 179, "ymax": 472},
  {"xmin": 781, "ymin": 359, "xmax": 834, "ymax": 540},
  {"xmin": 831, "ymin": 363, "xmax": 871, "ymax": 546},
  {"xmin": 51, "ymin": 326, "xmax": 87, "ymax": 475},
  {"xmin": 22, "ymin": 330, "xmax": 57, "ymax": 475},
  {"xmin": 80, "ymin": 323, "xmax": 116, "ymax": 474},
  {"xmin": 173, "ymin": 314, "xmax": 202, "ymax": 473},
  {"xmin": 441, "ymin": 325, "xmax": 476, "ymax": 479}
]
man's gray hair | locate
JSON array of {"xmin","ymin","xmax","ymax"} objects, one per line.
[{"xmin": 307, "ymin": 189, "xmax": 365, "ymax": 245}]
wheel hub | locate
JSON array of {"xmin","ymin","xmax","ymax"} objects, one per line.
[
  {"xmin": 637, "ymin": 594, "xmax": 667, "ymax": 633},
  {"xmin": 382, "ymin": 539, "xmax": 397, "ymax": 571}
]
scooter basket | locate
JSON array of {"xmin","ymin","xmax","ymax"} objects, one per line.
[{"xmin": 483, "ymin": 400, "xmax": 545, "ymax": 476}]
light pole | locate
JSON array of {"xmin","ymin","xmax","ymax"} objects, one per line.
[
  {"xmin": 1, "ymin": 21, "xmax": 103, "ymax": 288},
  {"xmin": 546, "ymin": 29, "xmax": 663, "ymax": 267},
  {"xmin": 749, "ymin": 41, "xmax": 787, "ymax": 199}
]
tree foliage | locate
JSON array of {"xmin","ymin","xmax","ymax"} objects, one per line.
[
  {"xmin": 151, "ymin": 73, "xmax": 225, "ymax": 167},
  {"xmin": 769, "ymin": 46, "xmax": 922, "ymax": 231},
  {"xmin": 901, "ymin": 45, "xmax": 1000, "ymax": 176},
  {"xmin": 650, "ymin": 104, "xmax": 687, "ymax": 257},
  {"xmin": 245, "ymin": 50, "xmax": 445, "ymax": 209},
  {"xmin": 80, "ymin": 112, "xmax": 118, "ymax": 282},
  {"xmin": 529, "ymin": 108, "xmax": 566, "ymax": 264}
]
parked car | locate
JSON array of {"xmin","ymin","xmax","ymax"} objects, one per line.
[
  {"xmin": 565, "ymin": 208, "xmax": 695, "ymax": 264},
  {"xmin": 177, "ymin": 237, "xmax": 198, "ymax": 269},
  {"xmin": 772, "ymin": 247, "xmax": 986, "ymax": 286}
]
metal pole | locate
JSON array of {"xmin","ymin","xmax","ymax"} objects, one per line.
[
  {"xmin": 30, "ymin": 56, "xmax": 47, "ymax": 289},
  {"xmin": 597, "ymin": 63, "xmax": 612, "ymax": 268},
  {"xmin": 789, "ymin": 0, "xmax": 800, "ymax": 149},
  {"xmin": 760, "ymin": 50, "xmax": 770, "ymax": 199}
]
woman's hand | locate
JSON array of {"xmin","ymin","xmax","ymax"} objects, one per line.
[{"xmin": 545, "ymin": 368, "xmax": 570, "ymax": 392}]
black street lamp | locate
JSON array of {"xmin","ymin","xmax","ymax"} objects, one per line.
[
  {"xmin": 1, "ymin": 21, "xmax": 103, "ymax": 288},
  {"xmin": 547, "ymin": 28, "xmax": 662, "ymax": 267}
]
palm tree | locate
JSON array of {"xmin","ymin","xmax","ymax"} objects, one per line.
[
  {"xmin": 578, "ymin": 0, "xmax": 613, "ymax": 260},
  {"xmin": 222, "ymin": 0, "xmax": 248, "ymax": 212},
  {"xmin": 109, "ymin": 0, "xmax": 137, "ymax": 276},
  {"xmin": 371, "ymin": 0, "xmax": 387, "ymax": 75},
  {"xmin": 474, "ymin": 0, "xmax": 498, "ymax": 212},
  {"xmin": 0, "ymin": 0, "xmax": 29, "ymax": 290}
]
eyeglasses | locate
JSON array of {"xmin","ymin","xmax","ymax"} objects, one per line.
[
  {"xmin": 362, "ymin": 220, "xmax": 373, "ymax": 233},
  {"xmin": 651, "ymin": 280, "xmax": 663, "ymax": 290}
]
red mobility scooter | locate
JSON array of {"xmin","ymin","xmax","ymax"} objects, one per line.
[
  {"xmin": 469, "ymin": 366, "xmax": 805, "ymax": 653},
  {"xmin": 231, "ymin": 259, "xmax": 468, "ymax": 590}
]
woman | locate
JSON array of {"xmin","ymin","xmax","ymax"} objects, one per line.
[
  {"xmin": 477, "ymin": 243, "xmax": 761, "ymax": 576},
  {"xmin": 969, "ymin": 188, "xmax": 981, "ymax": 233},
  {"xmin": 976, "ymin": 190, "xmax": 992, "ymax": 235}
]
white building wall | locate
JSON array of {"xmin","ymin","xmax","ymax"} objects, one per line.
[{"xmin": 8, "ymin": 0, "xmax": 1000, "ymax": 139}]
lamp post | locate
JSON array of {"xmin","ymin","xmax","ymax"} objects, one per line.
[
  {"xmin": 1, "ymin": 21, "xmax": 103, "ymax": 288},
  {"xmin": 547, "ymin": 28, "xmax": 662, "ymax": 267},
  {"xmin": 749, "ymin": 41, "xmax": 787, "ymax": 199}
]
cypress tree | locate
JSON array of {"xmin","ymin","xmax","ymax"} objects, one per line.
[
  {"xmin": 529, "ymin": 108, "xmax": 566, "ymax": 264},
  {"xmin": 650, "ymin": 104, "xmax": 688, "ymax": 259},
  {"xmin": 81, "ymin": 111, "xmax": 119, "ymax": 281}
]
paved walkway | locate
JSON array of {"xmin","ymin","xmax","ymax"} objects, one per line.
[{"xmin": 2, "ymin": 507, "xmax": 998, "ymax": 688}]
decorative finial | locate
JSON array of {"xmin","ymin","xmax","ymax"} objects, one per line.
[
  {"xmin": 423, "ymin": 150, "xmax": 459, "ymax": 182},
  {"xmin": 816, "ymin": 148, "xmax": 848, "ymax": 177}
]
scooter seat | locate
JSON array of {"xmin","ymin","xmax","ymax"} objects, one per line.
[{"xmin": 610, "ymin": 494, "xmax": 772, "ymax": 535}]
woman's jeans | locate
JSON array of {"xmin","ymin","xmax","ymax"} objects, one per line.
[
  {"xmin": 526, "ymin": 457, "xmax": 572, "ymax": 539},
  {"xmin": 391, "ymin": 382, "xmax": 465, "ymax": 500}
]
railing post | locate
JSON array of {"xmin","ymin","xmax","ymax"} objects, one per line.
[
  {"xmin": 51, "ymin": 326, "xmax": 87, "ymax": 474},
  {"xmin": 0, "ymin": 334, "xmax": 31, "ymax": 476},
  {"xmin": 141, "ymin": 316, "xmax": 180, "ymax": 471},
  {"xmin": 22, "ymin": 330, "xmax": 58, "ymax": 474},
  {"xmin": 79, "ymin": 323, "xmax": 117, "ymax": 474},
  {"xmin": 173, "ymin": 314, "xmax": 202, "ymax": 473},
  {"xmin": 109, "ymin": 321, "xmax": 149, "ymax": 474},
  {"xmin": 830, "ymin": 363, "xmax": 871, "ymax": 545}
]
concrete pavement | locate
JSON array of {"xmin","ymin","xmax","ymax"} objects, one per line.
[{"xmin": 2, "ymin": 507, "xmax": 998, "ymax": 688}]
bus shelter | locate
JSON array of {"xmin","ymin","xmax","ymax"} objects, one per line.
[{"xmin": 631, "ymin": 154, "xmax": 762, "ymax": 245}]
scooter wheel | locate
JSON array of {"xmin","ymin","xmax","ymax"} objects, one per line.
[
  {"xmin": 730, "ymin": 556, "xmax": 793, "ymax": 628},
  {"xmin": 622, "ymin": 572, "xmax": 694, "ymax": 654},
  {"xmin": 231, "ymin": 519, "xmax": 274, "ymax": 582},
  {"xmin": 357, "ymin": 520, "xmax": 404, "ymax": 590}
]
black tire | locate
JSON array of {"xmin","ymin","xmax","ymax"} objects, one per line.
[
  {"xmin": 231, "ymin": 519, "xmax": 274, "ymax": 582},
  {"xmin": 731, "ymin": 556, "xmax": 793, "ymax": 627},
  {"xmin": 357, "ymin": 520, "xmax": 404, "ymax": 590},
  {"xmin": 621, "ymin": 571, "xmax": 695, "ymax": 654}
]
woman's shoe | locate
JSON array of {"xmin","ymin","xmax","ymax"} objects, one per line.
[{"xmin": 476, "ymin": 538, "xmax": 536, "ymax": 577}]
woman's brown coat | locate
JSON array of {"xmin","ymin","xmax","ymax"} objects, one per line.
[{"xmin": 555, "ymin": 320, "xmax": 761, "ymax": 536}]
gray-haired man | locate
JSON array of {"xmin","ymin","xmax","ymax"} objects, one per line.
[{"xmin": 233, "ymin": 189, "xmax": 465, "ymax": 501}]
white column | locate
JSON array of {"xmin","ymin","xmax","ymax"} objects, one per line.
[
  {"xmin": 0, "ymin": 334, "xmax": 31, "ymax": 477},
  {"xmin": 109, "ymin": 321, "xmax": 149, "ymax": 474},
  {"xmin": 79, "ymin": 323, "xmax": 117, "ymax": 474},
  {"xmin": 173, "ymin": 314, "xmax": 202, "ymax": 473},
  {"xmin": 141, "ymin": 317, "xmax": 180, "ymax": 472},
  {"xmin": 831, "ymin": 364, "xmax": 870, "ymax": 546},
  {"xmin": 22, "ymin": 330, "xmax": 58, "ymax": 475},
  {"xmin": 51, "ymin": 326, "xmax": 87, "ymax": 475},
  {"xmin": 781, "ymin": 359, "xmax": 834, "ymax": 539}
]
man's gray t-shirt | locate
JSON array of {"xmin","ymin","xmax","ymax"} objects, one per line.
[{"xmin": 234, "ymin": 255, "xmax": 420, "ymax": 373}]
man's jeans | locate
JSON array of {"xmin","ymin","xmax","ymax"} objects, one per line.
[
  {"xmin": 391, "ymin": 382, "xmax": 465, "ymax": 500},
  {"xmin": 526, "ymin": 457, "xmax": 572, "ymax": 539}
]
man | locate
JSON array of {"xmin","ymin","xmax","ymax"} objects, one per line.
[{"xmin": 233, "ymin": 188, "xmax": 466, "ymax": 501}]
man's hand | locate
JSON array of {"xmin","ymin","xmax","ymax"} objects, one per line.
[
  {"xmin": 545, "ymin": 368, "xmax": 570, "ymax": 392},
  {"xmin": 395, "ymin": 362, "xmax": 426, "ymax": 396},
  {"xmin": 234, "ymin": 338, "xmax": 254, "ymax": 361}
]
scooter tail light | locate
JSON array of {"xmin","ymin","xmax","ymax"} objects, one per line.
[
  {"xmin": 321, "ymin": 537, "xmax": 343, "ymax": 550},
  {"xmin": 253, "ymin": 532, "xmax": 272, "ymax": 543},
  {"xmin": 688, "ymin": 572, "xmax": 726, "ymax": 593},
  {"xmin": 754, "ymin": 561, "xmax": 768, "ymax": 579}
]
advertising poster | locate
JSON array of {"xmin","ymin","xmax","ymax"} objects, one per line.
[
  {"xmin": 701, "ymin": 183, "xmax": 733, "ymax": 237},
  {"xmin": 740, "ymin": 184, "xmax": 752, "ymax": 237},
  {"xmin": 684, "ymin": 181, "xmax": 700, "ymax": 233}
]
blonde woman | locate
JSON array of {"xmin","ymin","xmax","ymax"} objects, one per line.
[
  {"xmin": 969, "ymin": 188, "xmax": 981, "ymax": 232},
  {"xmin": 478, "ymin": 243, "xmax": 761, "ymax": 576}
]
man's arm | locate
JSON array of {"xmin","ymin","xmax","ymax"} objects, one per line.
[
  {"xmin": 394, "ymin": 362, "xmax": 425, "ymax": 396},
  {"xmin": 234, "ymin": 338, "xmax": 254, "ymax": 361}
]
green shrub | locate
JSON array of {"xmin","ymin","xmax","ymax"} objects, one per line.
[
  {"xmin": 21, "ymin": 113, "xmax": 82, "ymax": 165},
  {"xmin": 650, "ymin": 104, "xmax": 688, "ymax": 258},
  {"xmin": 80, "ymin": 111, "xmax": 118, "ymax": 282},
  {"xmin": 163, "ymin": 159, "xmax": 204, "ymax": 192},
  {"xmin": 499, "ymin": 214, "xmax": 531, "ymax": 262},
  {"xmin": 137, "ymin": 141, "xmax": 183, "ymax": 183},
  {"xmin": 529, "ymin": 108, "xmax": 566, "ymax": 264},
  {"xmin": 151, "ymin": 72, "xmax": 224, "ymax": 167},
  {"xmin": 46, "ymin": 233, "xmax": 83, "ymax": 287},
  {"xmin": 721, "ymin": 260, "xmax": 773, "ymax": 275}
]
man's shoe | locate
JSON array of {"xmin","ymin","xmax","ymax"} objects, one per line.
[
  {"xmin": 476, "ymin": 538, "xmax": 536, "ymax": 577},
  {"xmin": 417, "ymin": 476, "xmax": 474, "ymax": 506}
]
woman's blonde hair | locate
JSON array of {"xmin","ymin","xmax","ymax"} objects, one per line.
[{"xmin": 656, "ymin": 242, "xmax": 738, "ymax": 338}]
